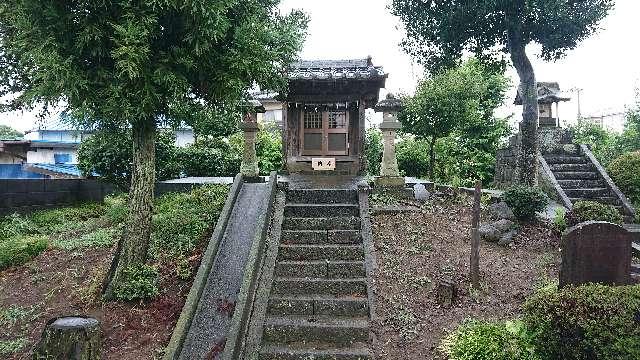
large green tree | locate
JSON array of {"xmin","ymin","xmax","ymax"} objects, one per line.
[
  {"xmin": 0, "ymin": 124, "xmax": 23, "ymax": 139},
  {"xmin": 391, "ymin": 0, "xmax": 613, "ymax": 186},
  {"xmin": 399, "ymin": 59, "xmax": 509, "ymax": 179},
  {"xmin": 0, "ymin": 1, "xmax": 307, "ymax": 298},
  {"xmin": 78, "ymin": 128, "xmax": 182, "ymax": 192},
  {"xmin": 620, "ymin": 91, "xmax": 640, "ymax": 152}
]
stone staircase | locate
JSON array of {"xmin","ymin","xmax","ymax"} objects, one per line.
[
  {"xmin": 258, "ymin": 188, "xmax": 372, "ymax": 359},
  {"xmin": 544, "ymin": 145, "xmax": 625, "ymax": 214}
]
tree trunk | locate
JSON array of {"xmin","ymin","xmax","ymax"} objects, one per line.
[
  {"xmin": 102, "ymin": 118, "xmax": 156, "ymax": 299},
  {"xmin": 428, "ymin": 137, "xmax": 437, "ymax": 180},
  {"xmin": 506, "ymin": 3, "xmax": 539, "ymax": 186},
  {"xmin": 34, "ymin": 316, "xmax": 101, "ymax": 360}
]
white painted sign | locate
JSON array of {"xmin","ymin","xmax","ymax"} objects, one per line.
[{"xmin": 312, "ymin": 158, "xmax": 336, "ymax": 171}]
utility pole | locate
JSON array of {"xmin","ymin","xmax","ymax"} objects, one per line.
[{"xmin": 570, "ymin": 87, "xmax": 583, "ymax": 124}]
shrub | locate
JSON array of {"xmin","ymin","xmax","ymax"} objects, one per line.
[
  {"xmin": 104, "ymin": 194, "xmax": 128, "ymax": 224},
  {"xmin": 396, "ymin": 137, "xmax": 430, "ymax": 178},
  {"xmin": 0, "ymin": 213, "xmax": 38, "ymax": 240},
  {"xmin": 569, "ymin": 122, "xmax": 624, "ymax": 167},
  {"xmin": 608, "ymin": 151, "xmax": 640, "ymax": 204},
  {"xmin": 151, "ymin": 185, "xmax": 228, "ymax": 260},
  {"xmin": 364, "ymin": 128, "xmax": 383, "ymax": 176},
  {"xmin": 440, "ymin": 319, "xmax": 539, "ymax": 360},
  {"xmin": 502, "ymin": 186, "xmax": 548, "ymax": 221},
  {"xmin": 552, "ymin": 208, "xmax": 567, "ymax": 232},
  {"xmin": 255, "ymin": 125, "xmax": 283, "ymax": 174},
  {"xmin": 229, "ymin": 124, "xmax": 283, "ymax": 175},
  {"xmin": 175, "ymin": 255, "xmax": 192, "ymax": 280},
  {"xmin": 567, "ymin": 200, "xmax": 623, "ymax": 226},
  {"xmin": 0, "ymin": 235, "xmax": 48, "ymax": 270},
  {"xmin": 113, "ymin": 264, "xmax": 159, "ymax": 301},
  {"xmin": 28, "ymin": 203, "xmax": 105, "ymax": 232},
  {"xmin": 524, "ymin": 284, "xmax": 640, "ymax": 360},
  {"xmin": 179, "ymin": 138, "xmax": 240, "ymax": 177}
]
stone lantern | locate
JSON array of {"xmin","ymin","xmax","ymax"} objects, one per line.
[
  {"xmin": 374, "ymin": 94, "xmax": 404, "ymax": 187},
  {"xmin": 240, "ymin": 99, "xmax": 266, "ymax": 178}
]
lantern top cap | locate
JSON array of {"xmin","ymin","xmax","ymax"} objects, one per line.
[{"xmin": 374, "ymin": 93, "xmax": 403, "ymax": 113}]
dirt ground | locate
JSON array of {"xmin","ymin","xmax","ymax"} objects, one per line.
[
  {"xmin": 371, "ymin": 195, "xmax": 560, "ymax": 359},
  {"xmin": 0, "ymin": 245, "xmax": 202, "ymax": 359}
]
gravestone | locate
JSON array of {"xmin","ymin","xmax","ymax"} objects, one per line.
[{"xmin": 560, "ymin": 221, "xmax": 632, "ymax": 287}]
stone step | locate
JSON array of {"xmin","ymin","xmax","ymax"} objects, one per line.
[
  {"xmin": 281, "ymin": 230, "xmax": 362, "ymax": 245},
  {"xmin": 267, "ymin": 295, "xmax": 369, "ymax": 317},
  {"xmin": 259, "ymin": 345, "xmax": 372, "ymax": 360},
  {"xmin": 278, "ymin": 244, "xmax": 365, "ymax": 262},
  {"xmin": 282, "ymin": 217, "xmax": 361, "ymax": 231},
  {"xmin": 557, "ymin": 179, "xmax": 605, "ymax": 189},
  {"xmin": 275, "ymin": 261, "xmax": 366, "ymax": 278},
  {"xmin": 545, "ymin": 144, "xmax": 581, "ymax": 156},
  {"xmin": 262, "ymin": 316, "xmax": 369, "ymax": 347},
  {"xmin": 272, "ymin": 278, "xmax": 368, "ymax": 297},
  {"xmin": 287, "ymin": 189, "xmax": 359, "ymax": 204},
  {"xmin": 544, "ymin": 155, "xmax": 587, "ymax": 164},
  {"xmin": 569, "ymin": 197, "xmax": 621, "ymax": 206},
  {"xmin": 553, "ymin": 171, "xmax": 599, "ymax": 180},
  {"xmin": 284, "ymin": 204, "xmax": 360, "ymax": 218},
  {"xmin": 564, "ymin": 188, "xmax": 612, "ymax": 199},
  {"xmin": 549, "ymin": 163, "xmax": 594, "ymax": 172}
]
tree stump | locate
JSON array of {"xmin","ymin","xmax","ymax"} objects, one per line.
[
  {"xmin": 34, "ymin": 316, "xmax": 101, "ymax": 360},
  {"xmin": 436, "ymin": 278, "xmax": 457, "ymax": 308}
]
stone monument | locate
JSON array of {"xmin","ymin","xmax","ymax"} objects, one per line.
[
  {"xmin": 374, "ymin": 94, "xmax": 404, "ymax": 187},
  {"xmin": 240, "ymin": 99, "xmax": 265, "ymax": 179},
  {"xmin": 560, "ymin": 221, "xmax": 632, "ymax": 287}
]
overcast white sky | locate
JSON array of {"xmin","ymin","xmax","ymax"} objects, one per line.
[{"xmin": 2, "ymin": 0, "xmax": 639, "ymax": 132}]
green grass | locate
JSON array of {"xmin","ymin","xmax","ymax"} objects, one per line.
[
  {"xmin": 0, "ymin": 199, "xmax": 119, "ymax": 270},
  {"xmin": 0, "ymin": 338, "xmax": 28, "ymax": 356},
  {"xmin": 0, "ymin": 236, "xmax": 48, "ymax": 271},
  {"xmin": 52, "ymin": 228, "xmax": 119, "ymax": 251},
  {"xmin": 0, "ymin": 305, "xmax": 38, "ymax": 356},
  {"xmin": 0, "ymin": 186, "xmax": 229, "ymax": 299},
  {"xmin": 0, "ymin": 305, "xmax": 37, "ymax": 327}
]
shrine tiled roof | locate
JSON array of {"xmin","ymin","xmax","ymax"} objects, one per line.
[
  {"xmin": 289, "ymin": 57, "xmax": 387, "ymax": 81},
  {"xmin": 514, "ymin": 82, "xmax": 571, "ymax": 105}
]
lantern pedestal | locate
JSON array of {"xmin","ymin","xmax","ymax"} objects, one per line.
[{"xmin": 240, "ymin": 122, "xmax": 260, "ymax": 178}]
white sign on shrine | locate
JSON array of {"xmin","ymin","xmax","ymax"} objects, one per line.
[{"xmin": 312, "ymin": 158, "xmax": 336, "ymax": 171}]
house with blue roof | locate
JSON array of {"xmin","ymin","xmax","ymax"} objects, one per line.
[{"xmin": 0, "ymin": 115, "xmax": 195, "ymax": 178}]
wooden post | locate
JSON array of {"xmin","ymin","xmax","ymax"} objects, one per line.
[{"xmin": 470, "ymin": 180, "xmax": 482, "ymax": 290}]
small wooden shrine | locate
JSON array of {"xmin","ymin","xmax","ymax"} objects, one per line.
[
  {"xmin": 514, "ymin": 82, "xmax": 571, "ymax": 127},
  {"xmin": 282, "ymin": 57, "xmax": 387, "ymax": 175}
]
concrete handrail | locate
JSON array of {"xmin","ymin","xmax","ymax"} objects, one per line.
[
  {"xmin": 163, "ymin": 173, "xmax": 245, "ymax": 360},
  {"xmin": 223, "ymin": 172, "xmax": 278, "ymax": 359},
  {"xmin": 580, "ymin": 144, "xmax": 636, "ymax": 218},
  {"xmin": 538, "ymin": 154, "xmax": 573, "ymax": 210}
]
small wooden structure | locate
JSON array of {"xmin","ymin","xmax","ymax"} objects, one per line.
[
  {"xmin": 515, "ymin": 82, "xmax": 570, "ymax": 127},
  {"xmin": 282, "ymin": 58, "xmax": 388, "ymax": 175}
]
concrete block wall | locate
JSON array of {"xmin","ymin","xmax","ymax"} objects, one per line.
[{"xmin": 0, "ymin": 179, "xmax": 114, "ymax": 215}]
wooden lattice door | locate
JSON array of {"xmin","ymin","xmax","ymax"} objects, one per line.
[{"xmin": 301, "ymin": 110, "xmax": 349, "ymax": 156}]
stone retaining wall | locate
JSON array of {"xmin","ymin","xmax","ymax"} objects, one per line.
[
  {"xmin": 494, "ymin": 127, "xmax": 574, "ymax": 189},
  {"xmin": 0, "ymin": 179, "xmax": 114, "ymax": 215}
]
